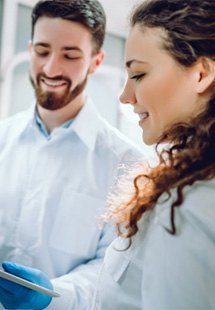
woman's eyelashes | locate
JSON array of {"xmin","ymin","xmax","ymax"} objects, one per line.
[{"xmin": 130, "ymin": 73, "xmax": 145, "ymax": 81}]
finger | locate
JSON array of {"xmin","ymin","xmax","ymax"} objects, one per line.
[
  {"xmin": 0, "ymin": 284, "xmax": 12, "ymax": 296},
  {"xmin": 0, "ymin": 289, "xmax": 11, "ymax": 308},
  {"xmin": 0, "ymin": 276, "xmax": 30, "ymax": 295},
  {"xmin": 2, "ymin": 261, "xmax": 39, "ymax": 282}
]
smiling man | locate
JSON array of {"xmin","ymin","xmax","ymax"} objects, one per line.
[
  {"xmin": 29, "ymin": 14, "xmax": 103, "ymax": 121},
  {"xmin": 0, "ymin": 1, "xmax": 142, "ymax": 309}
]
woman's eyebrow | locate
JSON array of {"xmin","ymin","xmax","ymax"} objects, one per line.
[{"xmin": 126, "ymin": 59, "xmax": 148, "ymax": 68}]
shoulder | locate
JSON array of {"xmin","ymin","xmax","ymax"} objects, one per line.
[
  {"xmin": 96, "ymin": 116, "xmax": 143, "ymax": 161},
  {"xmin": 156, "ymin": 178, "xmax": 215, "ymax": 238},
  {"xmin": 75, "ymin": 100, "xmax": 144, "ymax": 162},
  {"xmin": 180, "ymin": 179, "xmax": 215, "ymax": 229},
  {"xmin": 0, "ymin": 110, "xmax": 31, "ymax": 141},
  {"xmin": 182, "ymin": 179, "xmax": 215, "ymax": 215}
]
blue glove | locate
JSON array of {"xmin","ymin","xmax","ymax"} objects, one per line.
[{"xmin": 0, "ymin": 261, "xmax": 53, "ymax": 309}]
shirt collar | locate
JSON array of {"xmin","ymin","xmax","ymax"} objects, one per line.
[
  {"xmin": 71, "ymin": 97, "xmax": 101, "ymax": 150},
  {"xmin": 35, "ymin": 110, "xmax": 74, "ymax": 140}
]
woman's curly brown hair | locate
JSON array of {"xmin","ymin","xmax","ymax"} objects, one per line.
[{"xmin": 107, "ymin": 0, "xmax": 215, "ymax": 240}]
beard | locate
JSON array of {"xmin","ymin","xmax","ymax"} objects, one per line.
[{"xmin": 30, "ymin": 73, "xmax": 88, "ymax": 111}]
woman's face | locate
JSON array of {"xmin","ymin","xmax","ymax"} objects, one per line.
[{"xmin": 120, "ymin": 25, "xmax": 206, "ymax": 145}]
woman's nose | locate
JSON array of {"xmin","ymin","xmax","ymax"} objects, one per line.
[{"xmin": 119, "ymin": 81, "xmax": 136, "ymax": 105}]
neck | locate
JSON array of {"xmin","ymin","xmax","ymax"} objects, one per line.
[{"xmin": 36, "ymin": 93, "xmax": 86, "ymax": 133}]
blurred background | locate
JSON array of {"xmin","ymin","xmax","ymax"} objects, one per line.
[{"xmin": 0, "ymin": 0, "xmax": 156, "ymax": 158}]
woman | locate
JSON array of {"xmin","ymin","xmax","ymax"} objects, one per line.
[{"xmin": 92, "ymin": 0, "xmax": 215, "ymax": 309}]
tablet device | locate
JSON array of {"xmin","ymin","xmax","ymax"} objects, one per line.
[{"xmin": 0, "ymin": 269, "xmax": 60, "ymax": 298}]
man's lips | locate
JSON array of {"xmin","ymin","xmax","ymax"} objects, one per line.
[{"xmin": 40, "ymin": 77, "xmax": 67, "ymax": 88}]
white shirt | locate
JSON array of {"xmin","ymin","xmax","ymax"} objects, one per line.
[
  {"xmin": 0, "ymin": 99, "xmax": 143, "ymax": 309},
  {"xmin": 92, "ymin": 179, "xmax": 215, "ymax": 310}
]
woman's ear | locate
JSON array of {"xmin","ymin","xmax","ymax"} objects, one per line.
[{"xmin": 195, "ymin": 57, "xmax": 215, "ymax": 94}]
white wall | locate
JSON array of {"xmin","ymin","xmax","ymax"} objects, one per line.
[{"xmin": 99, "ymin": 0, "xmax": 142, "ymax": 37}]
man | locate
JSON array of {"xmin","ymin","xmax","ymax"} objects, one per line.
[{"xmin": 0, "ymin": 0, "xmax": 142, "ymax": 309}]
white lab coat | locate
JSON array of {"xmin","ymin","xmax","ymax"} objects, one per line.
[
  {"xmin": 93, "ymin": 179, "xmax": 215, "ymax": 310},
  {"xmin": 0, "ymin": 99, "xmax": 143, "ymax": 309}
]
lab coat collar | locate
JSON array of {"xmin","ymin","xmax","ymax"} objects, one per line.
[
  {"xmin": 13, "ymin": 103, "xmax": 37, "ymax": 134},
  {"xmin": 71, "ymin": 97, "xmax": 102, "ymax": 151},
  {"xmin": 22, "ymin": 97, "xmax": 101, "ymax": 150}
]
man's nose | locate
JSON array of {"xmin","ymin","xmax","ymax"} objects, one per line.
[{"xmin": 43, "ymin": 55, "xmax": 63, "ymax": 78}]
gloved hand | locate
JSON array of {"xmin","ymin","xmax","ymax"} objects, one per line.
[{"xmin": 0, "ymin": 261, "xmax": 53, "ymax": 309}]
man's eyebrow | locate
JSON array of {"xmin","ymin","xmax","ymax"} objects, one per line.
[
  {"xmin": 33, "ymin": 43, "xmax": 83, "ymax": 54},
  {"xmin": 33, "ymin": 42, "xmax": 50, "ymax": 48},
  {"xmin": 126, "ymin": 59, "xmax": 148, "ymax": 68},
  {"xmin": 63, "ymin": 46, "xmax": 83, "ymax": 54}
]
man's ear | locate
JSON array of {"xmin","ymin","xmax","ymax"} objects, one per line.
[
  {"xmin": 195, "ymin": 57, "xmax": 215, "ymax": 94},
  {"xmin": 89, "ymin": 50, "xmax": 105, "ymax": 74},
  {"xmin": 28, "ymin": 40, "xmax": 33, "ymax": 53}
]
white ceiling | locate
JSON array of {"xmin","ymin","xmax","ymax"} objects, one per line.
[{"xmin": 99, "ymin": 0, "xmax": 142, "ymax": 37}]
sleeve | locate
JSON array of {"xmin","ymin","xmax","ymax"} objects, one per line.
[
  {"xmin": 47, "ymin": 223, "xmax": 115, "ymax": 310},
  {"xmin": 141, "ymin": 183, "xmax": 215, "ymax": 310}
]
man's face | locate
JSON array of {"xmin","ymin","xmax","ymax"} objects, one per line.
[{"xmin": 29, "ymin": 17, "xmax": 103, "ymax": 111}]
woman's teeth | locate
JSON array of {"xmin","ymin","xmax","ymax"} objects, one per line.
[{"xmin": 139, "ymin": 112, "xmax": 149, "ymax": 120}]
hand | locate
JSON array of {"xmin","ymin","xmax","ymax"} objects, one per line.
[{"xmin": 0, "ymin": 261, "xmax": 53, "ymax": 309}]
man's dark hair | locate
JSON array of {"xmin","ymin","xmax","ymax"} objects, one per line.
[{"xmin": 31, "ymin": 0, "xmax": 106, "ymax": 54}]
